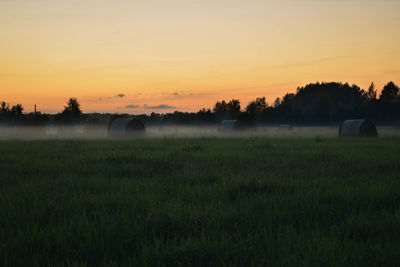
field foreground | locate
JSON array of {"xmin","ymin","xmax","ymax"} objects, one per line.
[{"xmin": 1, "ymin": 137, "xmax": 400, "ymax": 266}]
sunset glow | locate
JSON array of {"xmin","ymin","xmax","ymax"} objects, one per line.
[{"xmin": 1, "ymin": 0, "xmax": 399, "ymax": 113}]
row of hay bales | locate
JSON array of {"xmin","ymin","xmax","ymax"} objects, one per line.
[
  {"xmin": 107, "ymin": 118, "xmax": 378, "ymax": 138},
  {"xmin": 217, "ymin": 119, "xmax": 377, "ymax": 137}
]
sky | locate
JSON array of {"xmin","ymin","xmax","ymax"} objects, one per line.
[{"xmin": 1, "ymin": 0, "xmax": 399, "ymax": 114}]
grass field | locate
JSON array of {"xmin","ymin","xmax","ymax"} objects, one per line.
[{"xmin": 1, "ymin": 137, "xmax": 400, "ymax": 266}]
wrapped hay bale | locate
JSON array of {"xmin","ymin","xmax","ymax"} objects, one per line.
[
  {"xmin": 339, "ymin": 119, "xmax": 377, "ymax": 137},
  {"xmin": 218, "ymin": 120, "xmax": 247, "ymax": 133},
  {"xmin": 108, "ymin": 118, "xmax": 145, "ymax": 138}
]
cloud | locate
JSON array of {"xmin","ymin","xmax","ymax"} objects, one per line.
[
  {"xmin": 268, "ymin": 56, "xmax": 353, "ymax": 70},
  {"xmin": 125, "ymin": 104, "xmax": 140, "ymax": 109},
  {"xmin": 84, "ymin": 93, "xmax": 128, "ymax": 102},
  {"xmin": 143, "ymin": 104, "xmax": 176, "ymax": 109},
  {"xmin": 98, "ymin": 96, "xmax": 112, "ymax": 101}
]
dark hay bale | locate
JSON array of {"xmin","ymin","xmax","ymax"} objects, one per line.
[
  {"xmin": 279, "ymin": 124, "xmax": 293, "ymax": 131},
  {"xmin": 218, "ymin": 120, "xmax": 248, "ymax": 133},
  {"xmin": 108, "ymin": 118, "xmax": 145, "ymax": 138},
  {"xmin": 339, "ymin": 119, "xmax": 378, "ymax": 137}
]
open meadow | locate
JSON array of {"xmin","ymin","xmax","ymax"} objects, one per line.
[{"xmin": 1, "ymin": 135, "xmax": 400, "ymax": 266}]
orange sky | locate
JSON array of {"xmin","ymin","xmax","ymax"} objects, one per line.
[{"xmin": 1, "ymin": 0, "xmax": 399, "ymax": 114}]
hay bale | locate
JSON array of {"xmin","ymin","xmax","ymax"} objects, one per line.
[
  {"xmin": 339, "ymin": 119, "xmax": 378, "ymax": 137},
  {"xmin": 279, "ymin": 124, "xmax": 293, "ymax": 131},
  {"xmin": 45, "ymin": 126, "xmax": 58, "ymax": 137},
  {"xmin": 218, "ymin": 120, "xmax": 247, "ymax": 133},
  {"xmin": 108, "ymin": 118, "xmax": 145, "ymax": 138}
]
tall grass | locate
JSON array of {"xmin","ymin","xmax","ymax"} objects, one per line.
[{"xmin": 1, "ymin": 137, "xmax": 400, "ymax": 266}]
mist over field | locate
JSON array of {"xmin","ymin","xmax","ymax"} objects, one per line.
[{"xmin": 0, "ymin": 124, "xmax": 399, "ymax": 140}]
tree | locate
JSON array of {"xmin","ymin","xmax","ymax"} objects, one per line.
[
  {"xmin": 1, "ymin": 101, "xmax": 10, "ymax": 114},
  {"xmin": 281, "ymin": 93, "xmax": 295, "ymax": 106},
  {"xmin": 246, "ymin": 97, "xmax": 268, "ymax": 114},
  {"xmin": 57, "ymin": 97, "xmax": 82, "ymax": 124},
  {"xmin": 380, "ymin": 82, "xmax": 399, "ymax": 102},
  {"xmin": 273, "ymin": 97, "xmax": 281, "ymax": 108},
  {"xmin": 213, "ymin": 99, "xmax": 241, "ymax": 119},
  {"xmin": 62, "ymin": 97, "xmax": 82, "ymax": 116},
  {"xmin": 213, "ymin": 100, "xmax": 228, "ymax": 114},
  {"xmin": 198, "ymin": 108, "xmax": 211, "ymax": 114},
  {"xmin": 310, "ymin": 94, "xmax": 331, "ymax": 121},
  {"xmin": 227, "ymin": 99, "xmax": 241, "ymax": 114},
  {"xmin": 10, "ymin": 104, "xmax": 23, "ymax": 117},
  {"xmin": 366, "ymin": 82, "xmax": 377, "ymax": 101},
  {"xmin": 198, "ymin": 108, "xmax": 213, "ymax": 121}
]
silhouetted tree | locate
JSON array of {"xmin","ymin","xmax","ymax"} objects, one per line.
[
  {"xmin": 366, "ymin": 82, "xmax": 377, "ymax": 102},
  {"xmin": 149, "ymin": 112, "xmax": 162, "ymax": 121},
  {"xmin": 376, "ymin": 82, "xmax": 400, "ymax": 121},
  {"xmin": 1, "ymin": 101, "xmax": 10, "ymax": 114},
  {"xmin": 199, "ymin": 108, "xmax": 211, "ymax": 114},
  {"xmin": 380, "ymin": 82, "xmax": 399, "ymax": 102},
  {"xmin": 56, "ymin": 97, "xmax": 82, "ymax": 124},
  {"xmin": 273, "ymin": 97, "xmax": 281, "ymax": 108},
  {"xmin": 246, "ymin": 97, "xmax": 268, "ymax": 114},
  {"xmin": 10, "ymin": 104, "xmax": 23, "ymax": 117},
  {"xmin": 62, "ymin": 98, "xmax": 82, "ymax": 116},
  {"xmin": 3, "ymin": 80, "xmax": 400, "ymax": 126},
  {"xmin": 198, "ymin": 108, "xmax": 214, "ymax": 122},
  {"xmin": 0, "ymin": 101, "xmax": 11, "ymax": 122},
  {"xmin": 310, "ymin": 94, "xmax": 331, "ymax": 120},
  {"xmin": 227, "ymin": 99, "xmax": 241, "ymax": 113},
  {"xmin": 213, "ymin": 100, "xmax": 228, "ymax": 114},
  {"xmin": 281, "ymin": 93, "xmax": 295, "ymax": 106},
  {"xmin": 213, "ymin": 99, "xmax": 241, "ymax": 119},
  {"xmin": 272, "ymin": 82, "xmax": 367, "ymax": 123}
]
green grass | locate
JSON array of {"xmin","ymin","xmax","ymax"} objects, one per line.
[{"xmin": 1, "ymin": 137, "xmax": 400, "ymax": 266}]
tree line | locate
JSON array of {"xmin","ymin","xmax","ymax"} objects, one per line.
[{"xmin": 1, "ymin": 81, "xmax": 399, "ymax": 126}]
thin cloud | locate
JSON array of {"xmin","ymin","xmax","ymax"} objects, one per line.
[
  {"xmin": 84, "ymin": 94, "xmax": 126, "ymax": 102},
  {"xmin": 143, "ymin": 104, "xmax": 176, "ymax": 109},
  {"xmin": 125, "ymin": 104, "xmax": 140, "ymax": 109},
  {"xmin": 163, "ymin": 91, "xmax": 214, "ymax": 100},
  {"xmin": 97, "ymin": 96, "xmax": 112, "ymax": 101},
  {"xmin": 268, "ymin": 56, "xmax": 354, "ymax": 70}
]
